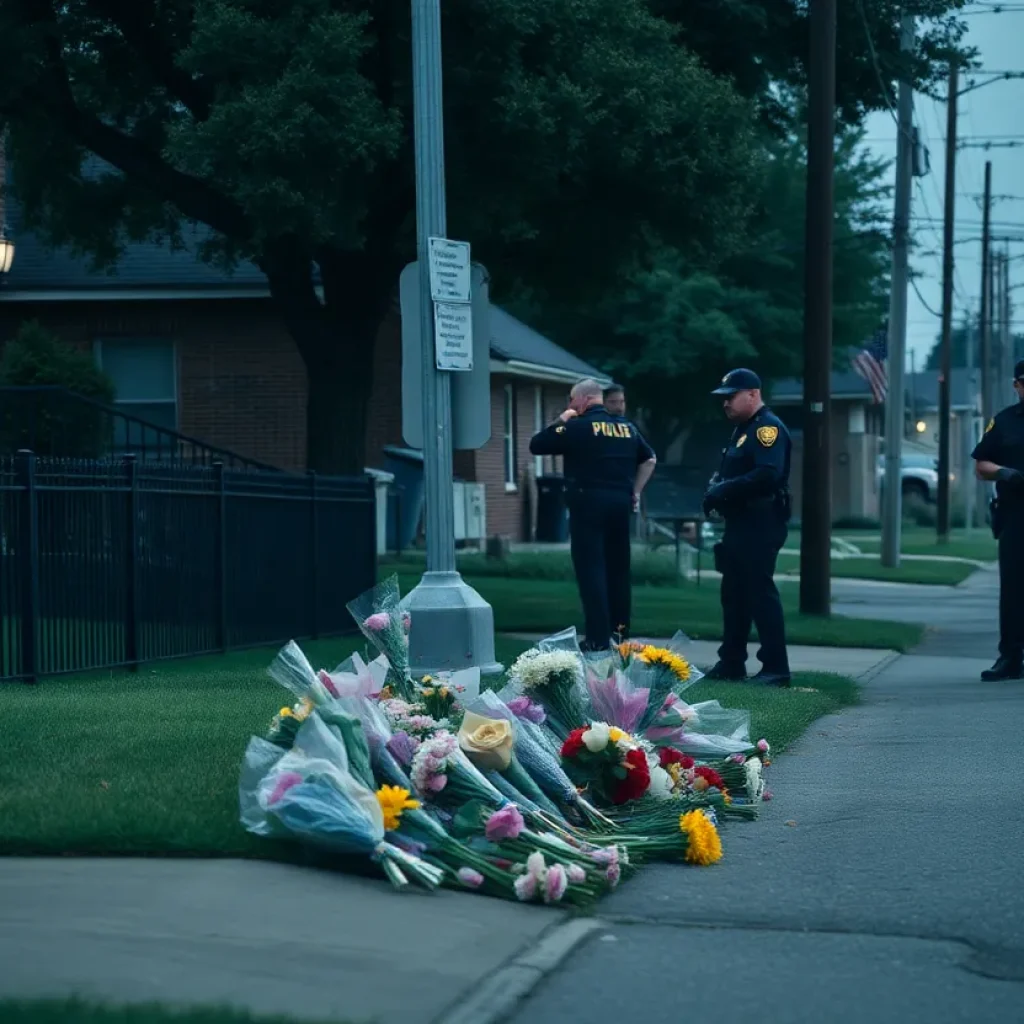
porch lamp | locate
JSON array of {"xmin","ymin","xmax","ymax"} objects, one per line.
[{"xmin": 0, "ymin": 231, "xmax": 14, "ymax": 275}]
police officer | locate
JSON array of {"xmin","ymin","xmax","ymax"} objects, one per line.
[
  {"xmin": 604, "ymin": 385, "xmax": 627, "ymax": 417},
  {"xmin": 971, "ymin": 359, "xmax": 1024, "ymax": 681},
  {"xmin": 529, "ymin": 378, "xmax": 657, "ymax": 651},
  {"xmin": 702, "ymin": 368, "xmax": 793, "ymax": 686}
]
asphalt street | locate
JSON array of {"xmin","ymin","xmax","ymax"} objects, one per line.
[{"xmin": 510, "ymin": 572, "xmax": 1023, "ymax": 1024}]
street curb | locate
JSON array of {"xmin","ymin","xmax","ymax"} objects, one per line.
[{"xmin": 433, "ymin": 916, "xmax": 605, "ymax": 1024}]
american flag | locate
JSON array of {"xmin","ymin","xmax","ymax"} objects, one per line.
[{"xmin": 851, "ymin": 322, "xmax": 889, "ymax": 404}]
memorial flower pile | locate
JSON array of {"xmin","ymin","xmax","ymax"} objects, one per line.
[{"xmin": 239, "ymin": 580, "xmax": 777, "ymax": 909}]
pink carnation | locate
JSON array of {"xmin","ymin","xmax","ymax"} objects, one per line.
[
  {"xmin": 567, "ymin": 864, "xmax": 587, "ymax": 884},
  {"xmin": 401, "ymin": 612, "xmax": 412, "ymax": 633},
  {"xmin": 730, "ymin": 753, "xmax": 746, "ymax": 764},
  {"xmin": 363, "ymin": 612, "xmax": 390, "ymax": 632},
  {"xmin": 605, "ymin": 863, "xmax": 621, "ymax": 887},
  {"xmin": 426, "ymin": 773, "xmax": 448, "ymax": 793},
  {"xmin": 514, "ymin": 873, "xmax": 538, "ymax": 901},
  {"xmin": 485, "ymin": 804, "xmax": 525, "ymax": 841},
  {"xmin": 543, "ymin": 864, "xmax": 568, "ymax": 904},
  {"xmin": 762, "ymin": 787, "xmax": 773, "ymax": 801},
  {"xmin": 457, "ymin": 867, "xmax": 484, "ymax": 888},
  {"xmin": 506, "ymin": 696, "xmax": 546, "ymax": 725}
]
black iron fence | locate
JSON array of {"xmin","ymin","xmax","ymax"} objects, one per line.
[
  {"xmin": 0, "ymin": 385, "xmax": 281, "ymax": 471},
  {"xmin": 0, "ymin": 451, "xmax": 377, "ymax": 681}
]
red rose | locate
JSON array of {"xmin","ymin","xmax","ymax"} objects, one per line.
[
  {"xmin": 658, "ymin": 747, "xmax": 695, "ymax": 770},
  {"xmin": 612, "ymin": 749, "xmax": 651, "ymax": 804},
  {"xmin": 561, "ymin": 728, "xmax": 587, "ymax": 760},
  {"xmin": 694, "ymin": 765, "xmax": 725, "ymax": 790}
]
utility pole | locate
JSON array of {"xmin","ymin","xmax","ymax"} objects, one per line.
[
  {"xmin": 798, "ymin": 0, "xmax": 837, "ymax": 617},
  {"xmin": 881, "ymin": 13, "xmax": 915, "ymax": 570},
  {"xmin": 980, "ymin": 160, "xmax": 993, "ymax": 423},
  {"xmin": 1004, "ymin": 246, "xmax": 1013, "ymax": 398},
  {"xmin": 936, "ymin": 63, "xmax": 958, "ymax": 543},
  {"xmin": 403, "ymin": 0, "xmax": 501, "ymax": 676}
]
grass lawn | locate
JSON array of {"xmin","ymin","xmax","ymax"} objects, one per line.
[
  {"xmin": 774, "ymin": 551, "xmax": 976, "ymax": 586},
  {"xmin": 394, "ymin": 572, "xmax": 924, "ymax": 651},
  {"xmin": 836, "ymin": 527, "xmax": 998, "ymax": 564},
  {"xmin": 0, "ymin": 635, "xmax": 857, "ymax": 858},
  {"xmin": 0, "ymin": 999, "xmax": 347, "ymax": 1024}
]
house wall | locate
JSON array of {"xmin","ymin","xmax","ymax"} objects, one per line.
[{"xmin": 0, "ymin": 299, "xmax": 308, "ymax": 471}]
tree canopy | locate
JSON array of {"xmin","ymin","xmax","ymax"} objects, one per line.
[{"xmin": 0, "ymin": 0, "xmax": 972, "ymax": 470}]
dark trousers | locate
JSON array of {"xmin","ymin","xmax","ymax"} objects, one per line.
[
  {"xmin": 715, "ymin": 514, "xmax": 790, "ymax": 674},
  {"xmin": 998, "ymin": 517, "xmax": 1024, "ymax": 661},
  {"xmin": 568, "ymin": 494, "xmax": 632, "ymax": 650}
]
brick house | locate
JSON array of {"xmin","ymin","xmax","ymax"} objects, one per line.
[{"xmin": 0, "ymin": 198, "xmax": 608, "ymax": 543}]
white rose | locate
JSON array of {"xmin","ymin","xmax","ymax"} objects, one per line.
[{"xmin": 582, "ymin": 722, "xmax": 610, "ymax": 753}]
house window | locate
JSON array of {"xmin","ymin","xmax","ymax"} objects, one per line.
[
  {"xmin": 533, "ymin": 385, "xmax": 544, "ymax": 479},
  {"xmin": 95, "ymin": 339, "xmax": 178, "ymax": 445},
  {"xmin": 503, "ymin": 383, "xmax": 517, "ymax": 490}
]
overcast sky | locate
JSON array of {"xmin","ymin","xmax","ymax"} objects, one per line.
[{"xmin": 861, "ymin": 2, "xmax": 1024, "ymax": 372}]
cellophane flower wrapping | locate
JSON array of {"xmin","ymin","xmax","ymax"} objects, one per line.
[
  {"xmin": 239, "ymin": 714, "xmax": 443, "ymax": 889},
  {"xmin": 647, "ymin": 698, "xmax": 754, "ymax": 757},
  {"xmin": 614, "ymin": 632, "xmax": 704, "ymax": 732},
  {"xmin": 500, "ymin": 628, "xmax": 589, "ymax": 738},
  {"xmin": 336, "ymin": 695, "xmax": 413, "ymax": 789},
  {"xmin": 586, "ymin": 667, "xmax": 649, "ymax": 734},
  {"xmin": 345, "ymin": 574, "xmax": 414, "ymax": 699},
  {"xmin": 318, "ymin": 650, "xmax": 386, "ymax": 701},
  {"xmin": 410, "ymin": 731, "xmax": 508, "ymax": 812}
]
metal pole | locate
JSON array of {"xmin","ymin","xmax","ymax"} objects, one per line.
[
  {"xmin": 1001, "ymin": 249, "xmax": 1012, "ymax": 403},
  {"xmin": 405, "ymin": 0, "xmax": 501, "ymax": 676},
  {"xmin": 881, "ymin": 13, "xmax": 915, "ymax": 569},
  {"xmin": 980, "ymin": 160, "xmax": 993, "ymax": 423},
  {"xmin": 936, "ymin": 63, "xmax": 958, "ymax": 543},
  {"xmin": 798, "ymin": 0, "xmax": 837, "ymax": 617}
]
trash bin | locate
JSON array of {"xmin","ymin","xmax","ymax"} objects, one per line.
[
  {"xmin": 535, "ymin": 474, "xmax": 569, "ymax": 542},
  {"xmin": 382, "ymin": 446, "xmax": 425, "ymax": 551}
]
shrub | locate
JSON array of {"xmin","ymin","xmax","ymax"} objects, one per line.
[{"xmin": 0, "ymin": 320, "xmax": 115, "ymax": 457}]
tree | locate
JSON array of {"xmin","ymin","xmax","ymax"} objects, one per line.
[
  {"xmin": 924, "ymin": 315, "xmax": 1024, "ymax": 373},
  {"xmin": 0, "ymin": 0, "xmax": 761, "ymax": 473},
  {"xmin": 518, "ymin": 129, "xmax": 893, "ymax": 457}
]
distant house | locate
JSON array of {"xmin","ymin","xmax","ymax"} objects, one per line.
[{"xmin": 0, "ymin": 179, "xmax": 607, "ymax": 544}]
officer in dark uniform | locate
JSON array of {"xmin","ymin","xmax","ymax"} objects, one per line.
[
  {"xmin": 529, "ymin": 378, "xmax": 657, "ymax": 651},
  {"xmin": 702, "ymin": 368, "xmax": 793, "ymax": 686},
  {"xmin": 971, "ymin": 359, "xmax": 1024, "ymax": 681}
]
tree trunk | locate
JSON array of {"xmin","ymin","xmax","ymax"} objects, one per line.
[{"xmin": 264, "ymin": 245, "xmax": 398, "ymax": 476}]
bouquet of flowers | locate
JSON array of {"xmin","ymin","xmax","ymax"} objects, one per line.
[
  {"xmin": 586, "ymin": 667, "xmax": 650, "ymax": 734},
  {"xmin": 560, "ymin": 722, "xmax": 656, "ymax": 806},
  {"xmin": 239, "ymin": 714, "xmax": 444, "ymax": 890},
  {"xmin": 346, "ymin": 575, "xmax": 415, "ymax": 699},
  {"xmin": 616, "ymin": 633, "xmax": 703, "ymax": 732},
  {"xmin": 646, "ymin": 695, "xmax": 756, "ymax": 757},
  {"xmin": 410, "ymin": 730, "xmax": 509, "ymax": 813},
  {"xmin": 502, "ymin": 630, "xmax": 588, "ymax": 738}
]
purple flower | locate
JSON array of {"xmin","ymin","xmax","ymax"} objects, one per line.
[
  {"xmin": 386, "ymin": 731, "xmax": 419, "ymax": 766},
  {"xmin": 605, "ymin": 863, "xmax": 621, "ymax": 887},
  {"xmin": 730, "ymin": 753, "xmax": 746, "ymax": 764},
  {"xmin": 544, "ymin": 864, "xmax": 568, "ymax": 904},
  {"xmin": 426, "ymin": 773, "xmax": 448, "ymax": 793},
  {"xmin": 363, "ymin": 612, "xmax": 390, "ymax": 632},
  {"xmin": 506, "ymin": 696, "xmax": 546, "ymax": 725},
  {"xmin": 757, "ymin": 738, "xmax": 770, "ymax": 753},
  {"xmin": 567, "ymin": 864, "xmax": 586, "ymax": 884},
  {"xmin": 762, "ymin": 787, "xmax": 773, "ymax": 802},
  {"xmin": 485, "ymin": 804, "xmax": 525, "ymax": 841},
  {"xmin": 457, "ymin": 867, "xmax": 484, "ymax": 888}
]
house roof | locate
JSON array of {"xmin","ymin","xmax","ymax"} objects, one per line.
[
  {"xmin": 769, "ymin": 370, "xmax": 875, "ymax": 403},
  {"xmin": 1, "ymin": 186, "xmax": 606, "ymax": 382}
]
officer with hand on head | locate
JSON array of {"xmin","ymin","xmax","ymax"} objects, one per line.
[
  {"xmin": 529, "ymin": 378, "xmax": 657, "ymax": 652},
  {"xmin": 702, "ymin": 368, "xmax": 793, "ymax": 687},
  {"xmin": 971, "ymin": 359, "xmax": 1024, "ymax": 681}
]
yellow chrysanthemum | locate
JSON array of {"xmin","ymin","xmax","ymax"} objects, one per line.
[
  {"xmin": 607, "ymin": 726, "xmax": 630, "ymax": 744},
  {"xmin": 422, "ymin": 675, "xmax": 433, "ymax": 683},
  {"xmin": 376, "ymin": 785, "xmax": 421, "ymax": 831},
  {"xmin": 279, "ymin": 707, "xmax": 293, "ymax": 719},
  {"xmin": 616, "ymin": 641, "xmax": 647, "ymax": 659},
  {"xmin": 638, "ymin": 646, "xmax": 691, "ymax": 682},
  {"xmin": 438, "ymin": 686, "xmax": 450, "ymax": 699},
  {"xmin": 679, "ymin": 810, "xmax": 723, "ymax": 866},
  {"xmin": 421, "ymin": 687, "xmax": 435, "ymax": 697}
]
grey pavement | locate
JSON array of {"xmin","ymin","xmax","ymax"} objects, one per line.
[{"xmin": 0, "ymin": 858, "xmax": 562, "ymax": 1023}]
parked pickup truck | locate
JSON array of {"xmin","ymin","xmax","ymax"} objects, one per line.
[{"xmin": 876, "ymin": 452, "xmax": 947, "ymax": 504}]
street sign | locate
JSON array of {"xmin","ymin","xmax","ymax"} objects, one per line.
[
  {"xmin": 400, "ymin": 260, "xmax": 492, "ymax": 451},
  {"xmin": 433, "ymin": 301, "xmax": 473, "ymax": 371},
  {"xmin": 428, "ymin": 237, "xmax": 471, "ymax": 302}
]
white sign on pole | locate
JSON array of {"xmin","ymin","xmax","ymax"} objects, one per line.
[
  {"xmin": 428, "ymin": 237, "xmax": 471, "ymax": 303},
  {"xmin": 434, "ymin": 301, "xmax": 473, "ymax": 371}
]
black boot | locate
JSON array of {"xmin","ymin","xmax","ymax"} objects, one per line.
[
  {"xmin": 704, "ymin": 661, "xmax": 747, "ymax": 682},
  {"xmin": 980, "ymin": 656, "xmax": 1023, "ymax": 681},
  {"xmin": 753, "ymin": 670, "xmax": 792, "ymax": 688}
]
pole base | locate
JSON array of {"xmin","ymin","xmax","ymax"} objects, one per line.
[{"xmin": 400, "ymin": 571, "xmax": 503, "ymax": 678}]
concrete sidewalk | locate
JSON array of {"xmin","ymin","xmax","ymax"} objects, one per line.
[{"xmin": 0, "ymin": 858, "xmax": 566, "ymax": 1023}]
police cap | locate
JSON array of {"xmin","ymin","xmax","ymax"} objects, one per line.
[
  {"xmin": 1015, "ymin": 359, "xmax": 1024, "ymax": 381},
  {"xmin": 711, "ymin": 368, "xmax": 762, "ymax": 396}
]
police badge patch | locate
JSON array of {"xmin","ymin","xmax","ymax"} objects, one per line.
[{"xmin": 756, "ymin": 425, "xmax": 779, "ymax": 447}]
